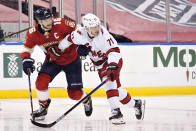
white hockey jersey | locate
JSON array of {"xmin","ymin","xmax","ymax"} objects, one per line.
[{"xmin": 60, "ymin": 25, "xmax": 122, "ymax": 69}]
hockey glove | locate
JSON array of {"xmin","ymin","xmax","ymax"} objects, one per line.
[
  {"xmin": 106, "ymin": 64, "xmax": 119, "ymax": 81},
  {"xmin": 77, "ymin": 45, "xmax": 89, "ymax": 56},
  {"xmin": 22, "ymin": 57, "xmax": 35, "ymax": 75},
  {"xmin": 47, "ymin": 45, "xmax": 61, "ymax": 62}
]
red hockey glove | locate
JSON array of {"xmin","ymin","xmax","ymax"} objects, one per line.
[
  {"xmin": 47, "ymin": 45, "xmax": 61, "ymax": 62},
  {"xmin": 106, "ymin": 63, "xmax": 119, "ymax": 81}
]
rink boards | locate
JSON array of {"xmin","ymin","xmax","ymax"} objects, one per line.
[{"xmin": 0, "ymin": 42, "xmax": 196, "ymax": 98}]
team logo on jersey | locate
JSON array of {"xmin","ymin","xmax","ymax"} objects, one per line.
[
  {"xmin": 68, "ymin": 21, "xmax": 75, "ymax": 28},
  {"xmin": 106, "ymin": 0, "xmax": 196, "ymax": 27},
  {"xmin": 3, "ymin": 53, "xmax": 22, "ymax": 78}
]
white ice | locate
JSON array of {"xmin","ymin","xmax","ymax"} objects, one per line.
[{"xmin": 0, "ymin": 95, "xmax": 196, "ymax": 131}]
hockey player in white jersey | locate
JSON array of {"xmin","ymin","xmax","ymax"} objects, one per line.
[{"xmin": 59, "ymin": 13, "xmax": 145, "ymax": 124}]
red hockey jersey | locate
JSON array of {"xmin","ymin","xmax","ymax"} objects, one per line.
[{"xmin": 21, "ymin": 17, "xmax": 78, "ymax": 65}]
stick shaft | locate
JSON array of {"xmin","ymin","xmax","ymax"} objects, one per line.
[
  {"xmin": 57, "ymin": 79, "xmax": 107, "ymax": 122},
  {"xmin": 0, "ymin": 27, "xmax": 31, "ymax": 42},
  {"xmin": 27, "ymin": 69, "xmax": 34, "ymax": 120}
]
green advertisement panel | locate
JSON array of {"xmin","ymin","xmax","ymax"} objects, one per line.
[{"xmin": 3, "ymin": 53, "xmax": 22, "ymax": 78}]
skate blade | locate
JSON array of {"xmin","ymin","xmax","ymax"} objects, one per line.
[
  {"xmin": 141, "ymin": 100, "xmax": 146, "ymax": 120},
  {"xmin": 111, "ymin": 118, "xmax": 126, "ymax": 125}
]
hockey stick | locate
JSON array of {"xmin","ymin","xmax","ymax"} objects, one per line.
[
  {"xmin": 31, "ymin": 79, "xmax": 108, "ymax": 128},
  {"xmin": 27, "ymin": 69, "xmax": 34, "ymax": 121},
  {"xmin": 0, "ymin": 27, "xmax": 31, "ymax": 42}
]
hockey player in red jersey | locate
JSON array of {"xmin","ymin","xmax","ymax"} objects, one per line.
[
  {"xmin": 20, "ymin": 8, "xmax": 93, "ymax": 120},
  {"xmin": 59, "ymin": 13, "xmax": 146, "ymax": 124}
]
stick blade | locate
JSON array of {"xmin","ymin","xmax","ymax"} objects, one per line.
[{"xmin": 31, "ymin": 119, "xmax": 56, "ymax": 128}]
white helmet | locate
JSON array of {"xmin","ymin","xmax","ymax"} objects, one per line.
[{"xmin": 82, "ymin": 13, "xmax": 101, "ymax": 28}]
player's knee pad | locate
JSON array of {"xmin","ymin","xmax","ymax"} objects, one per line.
[
  {"xmin": 67, "ymin": 89, "xmax": 83, "ymax": 100},
  {"xmin": 36, "ymin": 73, "xmax": 51, "ymax": 91}
]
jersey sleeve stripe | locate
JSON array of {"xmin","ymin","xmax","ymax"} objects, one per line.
[
  {"xmin": 90, "ymin": 57, "xmax": 108, "ymax": 66},
  {"xmin": 67, "ymin": 34, "xmax": 75, "ymax": 44},
  {"xmin": 106, "ymin": 47, "xmax": 120, "ymax": 56}
]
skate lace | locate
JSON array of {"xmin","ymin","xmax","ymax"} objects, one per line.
[
  {"xmin": 84, "ymin": 100, "xmax": 90, "ymax": 111},
  {"xmin": 134, "ymin": 100, "xmax": 142, "ymax": 115},
  {"xmin": 134, "ymin": 107, "xmax": 140, "ymax": 115},
  {"xmin": 34, "ymin": 104, "xmax": 46, "ymax": 113},
  {"xmin": 111, "ymin": 109, "xmax": 119, "ymax": 116}
]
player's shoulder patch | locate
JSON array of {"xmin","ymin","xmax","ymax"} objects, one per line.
[
  {"xmin": 68, "ymin": 21, "xmax": 75, "ymax": 28},
  {"xmin": 65, "ymin": 19, "xmax": 76, "ymax": 28}
]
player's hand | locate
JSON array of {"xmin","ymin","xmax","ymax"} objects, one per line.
[
  {"xmin": 106, "ymin": 64, "xmax": 119, "ymax": 81},
  {"xmin": 47, "ymin": 45, "xmax": 61, "ymax": 62},
  {"xmin": 77, "ymin": 45, "xmax": 89, "ymax": 56},
  {"xmin": 22, "ymin": 57, "xmax": 35, "ymax": 75}
]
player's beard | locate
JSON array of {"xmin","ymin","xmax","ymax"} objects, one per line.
[{"xmin": 42, "ymin": 24, "xmax": 52, "ymax": 31}]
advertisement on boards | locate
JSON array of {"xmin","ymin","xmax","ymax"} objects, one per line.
[{"xmin": 0, "ymin": 44, "xmax": 196, "ymax": 90}]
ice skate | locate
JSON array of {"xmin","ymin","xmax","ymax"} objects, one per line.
[
  {"xmin": 109, "ymin": 108, "xmax": 125, "ymax": 125},
  {"xmin": 83, "ymin": 96, "xmax": 93, "ymax": 116},
  {"xmin": 134, "ymin": 99, "xmax": 146, "ymax": 120},
  {"xmin": 31, "ymin": 98, "xmax": 51, "ymax": 120}
]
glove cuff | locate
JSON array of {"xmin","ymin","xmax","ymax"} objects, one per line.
[{"xmin": 22, "ymin": 57, "xmax": 35, "ymax": 64}]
